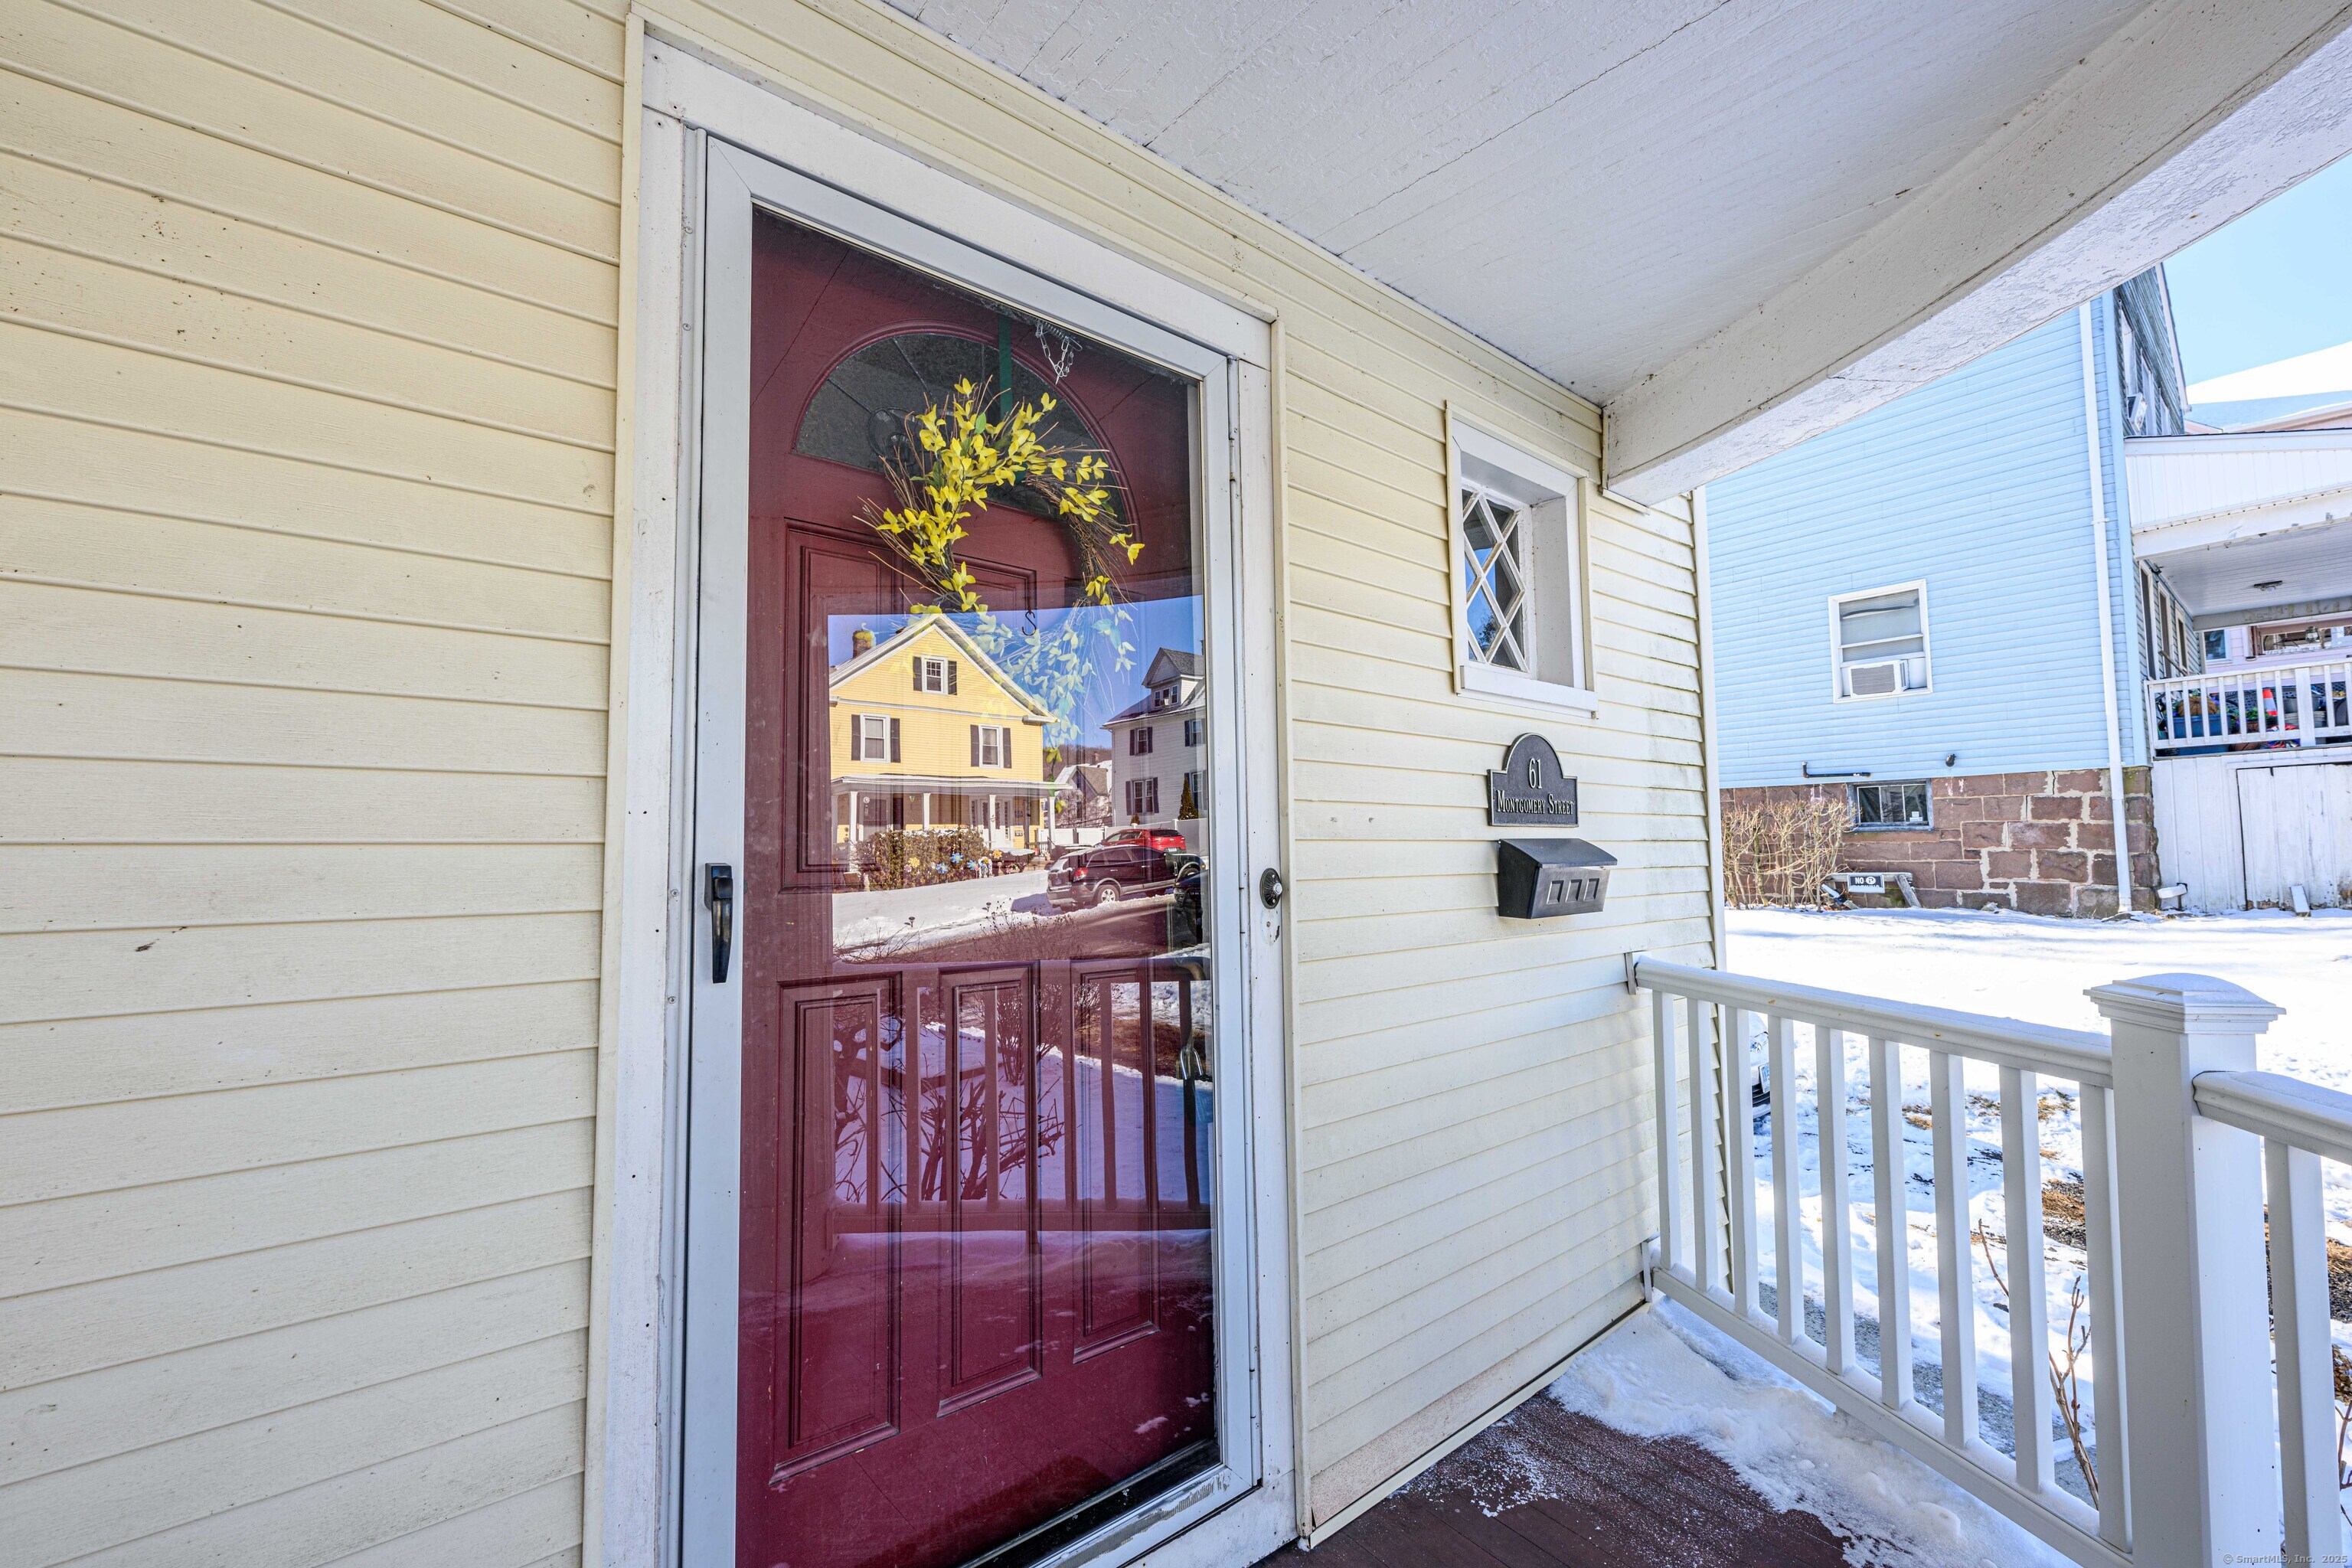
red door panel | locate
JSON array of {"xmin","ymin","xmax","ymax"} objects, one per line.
[{"xmin": 735, "ymin": 210, "xmax": 1217, "ymax": 1568}]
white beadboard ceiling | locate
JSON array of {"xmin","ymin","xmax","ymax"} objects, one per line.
[
  {"xmin": 884, "ymin": 1, "xmax": 2352, "ymax": 498},
  {"xmin": 885, "ymin": 0, "xmax": 2147, "ymax": 403}
]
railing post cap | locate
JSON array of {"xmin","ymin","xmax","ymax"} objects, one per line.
[{"xmin": 2086, "ymin": 972, "xmax": 2284, "ymax": 1033}]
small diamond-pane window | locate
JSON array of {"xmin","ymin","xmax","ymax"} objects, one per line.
[{"xmin": 1460, "ymin": 487, "xmax": 1529, "ymax": 672}]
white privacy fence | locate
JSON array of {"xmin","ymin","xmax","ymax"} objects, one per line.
[
  {"xmin": 1634, "ymin": 954, "xmax": 2351, "ymax": 1568},
  {"xmin": 2147, "ymin": 656, "xmax": 2352, "ymax": 754}
]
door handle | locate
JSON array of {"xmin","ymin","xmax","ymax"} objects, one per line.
[{"xmin": 704, "ymin": 862, "xmax": 734, "ymax": 983}]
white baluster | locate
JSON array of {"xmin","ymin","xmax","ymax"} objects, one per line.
[
  {"xmin": 1929, "ymin": 1047, "xmax": 1979, "ymax": 1449},
  {"xmin": 1770, "ymin": 1013, "xmax": 1801, "ymax": 1346},
  {"xmin": 1689, "ymin": 992, "xmax": 1722, "ymax": 1296},
  {"xmin": 1652, "ymin": 987, "xmax": 1684, "ymax": 1282},
  {"xmin": 1725, "ymin": 1007, "xmax": 1759, "ymax": 1318},
  {"xmin": 2001, "ymin": 1065, "xmax": 2054, "ymax": 1497},
  {"xmin": 1818, "ymin": 1022, "xmax": 1855, "ymax": 1375},
  {"xmin": 2080, "ymin": 1083, "xmax": 2130, "ymax": 1549},
  {"xmin": 2266, "ymin": 1136, "xmax": 2343, "ymax": 1563},
  {"xmin": 1869, "ymin": 1035, "xmax": 1913, "ymax": 1409}
]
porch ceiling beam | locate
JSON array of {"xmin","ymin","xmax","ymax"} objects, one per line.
[{"xmin": 1604, "ymin": 0, "xmax": 2352, "ymax": 505}]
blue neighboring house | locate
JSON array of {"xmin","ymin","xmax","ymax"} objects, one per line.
[{"xmin": 1703, "ymin": 270, "xmax": 2191, "ymax": 916}]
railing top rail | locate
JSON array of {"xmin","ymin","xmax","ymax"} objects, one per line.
[
  {"xmin": 1632, "ymin": 955, "xmax": 2114, "ymax": 1086},
  {"xmin": 2147, "ymin": 655, "xmax": 2352, "ymax": 691},
  {"xmin": 2193, "ymin": 1069, "xmax": 2352, "ymax": 1166}
]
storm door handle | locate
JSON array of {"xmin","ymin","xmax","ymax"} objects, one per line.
[{"xmin": 704, "ymin": 863, "xmax": 734, "ymax": 984}]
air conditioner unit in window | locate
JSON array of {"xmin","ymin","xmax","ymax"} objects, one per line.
[{"xmin": 1846, "ymin": 659, "xmax": 1905, "ymax": 698}]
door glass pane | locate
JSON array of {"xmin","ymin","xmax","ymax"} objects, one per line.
[{"xmin": 737, "ymin": 209, "xmax": 1216, "ymax": 1568}]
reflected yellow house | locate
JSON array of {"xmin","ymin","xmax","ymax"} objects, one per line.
[{"xmin": 830, "ymin": 616, "xmax": 1059, "ymax": 858}]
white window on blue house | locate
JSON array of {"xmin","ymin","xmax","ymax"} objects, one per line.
[
  {"xmin": 1852, "ymin": 780, "xmax": 1931, "ymax": 830},
  {"xmin": 1449, "ymin": 417, "xmax": 1593, "ymax": 714},
  {"xmin": 1831, "ymin": 583, "xmax": 1931, "ymax": 701}
]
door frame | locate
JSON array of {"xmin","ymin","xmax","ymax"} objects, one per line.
[{"xmin": 602, "ymin": 32, "xmax": 1295, "ymax": 1568}]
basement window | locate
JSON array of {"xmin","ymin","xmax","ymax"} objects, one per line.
[
  {"xmin": 1831, "ymin": 583, "xmax": 1931, "ymax": 701},
  {"xmin": 1449, "ymin": 418, "xmax": 1594, "ymax": 715},
  {"xmin": 1851, "ymin": 780, "xmax": 1931, "ymax": 831}
]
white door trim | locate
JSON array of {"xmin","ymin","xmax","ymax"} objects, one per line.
[{"xmin": 601, "ymin": 35, "xmax": 1294, "ymax": 1568}]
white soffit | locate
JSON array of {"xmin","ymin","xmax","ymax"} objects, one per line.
[
  {"xmin": 2147, "ymin": 514, "xmax": 2352, "ymax": 616},
  {"xmin": 885, "ymin": 0, "xmax": 2352, "ymax": 499}
]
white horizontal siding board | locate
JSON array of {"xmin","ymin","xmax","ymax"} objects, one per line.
[
  {"xmin": 55, "ymin": 1401, "xmax": 584, "ymax": 1568},
  {"xmin": 0, "ymin": 580, "xmax": 610, "ymax": 709},
  {"xmin": 0, "ymin": 1120, "xmax": 594, "ymax": 1295},
  {"xmin": 0, "ymin": 412, "xmax": 611, "ymax": 575},
  {"xmin": 0, "ymin": 232, "xmax": 616, "ymax": 446},
  {"xmin": 0, "ymin": 149, "xmax": 617, "ymax": 383},
  {"xmin": 265, "ymin": 0, "xmax": 622, "ymax": 129},
  {"xmin": 0, "ymin": 844, "xmax": 604, "ymax": 933},
  {"xmin": 8, "ymin": 0, "xmax": 616, "ymax": 256},
  {"xmin": 1, "ymin": 669, "xmax": 609, "ymax": 774},
  {"xmin": 315, "ymin": 1474, "xmax": 585, "ymax": 1568},
  {"xmin": 0, "ymin": 496, "xmax": 612, "ymax": 636},
  {"xmin": 1302, "ymin": 1120, "xmax": 1645, "ymax": 1331},
  {"xmin": 8, "ymin": 1332, "xmax": 585, "ymax": 1563},
  {"xmin": 77, "ymin": 0, "xmax": 621, "ymax": 188},
  {"xmin": 0, "ymin": 911, "xmax": 599, "ymax": 1025},
  {"xmin": 0, "ymin": 982, "xmax": 597, "ymax": 1116},
  {"xmin": 1303, "ymin": 1181, "xmax": 1647, "ymax": 1392},
  {"xmin": 0, "ymin": 1050, "xmax": 595, "ymax": 1202},
  {"xmin": 0, "ymin": 69, "xmax": 617, "ymax": 322},
  {"xmin": 0, "ymin": 1191, "xmax": 590, "ymax": 1390},
  {"xmin": 0, "ymin": 322, "xmax": 612, "ymax": 513},
  {"xmin": 0, "ymin": 1262, "xmax": 587, "ymax": 1487},
  {"xmin": 0, "ymin": 759, "xmax": 606, "ymax": 844}
]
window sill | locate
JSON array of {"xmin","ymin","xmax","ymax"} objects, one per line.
[{"xmin": 1458, "ymin": 662, "xmax": 1599, "ymax": 717}]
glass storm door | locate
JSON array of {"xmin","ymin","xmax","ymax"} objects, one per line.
[{"xmin": 717, "ymin": 207, "xmax": 1221, "ymax": 1568}]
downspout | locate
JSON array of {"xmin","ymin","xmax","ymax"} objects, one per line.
[
  {"xmin": 2078, "ymin": 302, "xmax": 2135, "ymax": 916},
  {"xmin": 1691, "ymin": 486, "xmax": 1730, "ymax": 969}
]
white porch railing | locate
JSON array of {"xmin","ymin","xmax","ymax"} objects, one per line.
[
  {"xmin": 1635, "ymin": 954, "xmax": 2347, "ymax": 1568},
  {"xmin": 2147, "ymin": 657, "xmax": 2352, "ymax": 753}
]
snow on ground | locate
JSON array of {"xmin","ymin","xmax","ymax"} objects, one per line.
[
  {"xmin": 1697, "ymin": 906, "xmax": 2352, "ymax": 1521},
  {"xmin": 832, "ymin": 870, "xmax": 1054, "ymax": 953},
  {"xmin": 1549, "ymin": 1302, "xmax": 2069, "ymax": 1568},
  {"xmin": 1725, "ymin": 906, "xmax": 2352, "ymax": 1082}
]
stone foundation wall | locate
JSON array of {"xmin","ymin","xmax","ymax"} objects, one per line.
[{"xmin": 1722, "ymin": 768, "xmax": 2157, "ymax": 916}]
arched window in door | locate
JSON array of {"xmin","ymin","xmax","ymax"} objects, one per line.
[{"xmin": 793, "ymin": 328, "xmax": 1112, "ymax": 521}]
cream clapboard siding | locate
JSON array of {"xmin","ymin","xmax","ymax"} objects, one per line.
[
  {"xmin": 0, "ymin": 0, "xmax": 1711, "ymax": 1558},
  {"xmin": 0, "ymin": 0, "xmax": 626, "ymax": 1563},
  {"xmin": 635, "ymin": 0, "xmax": 1714, "ymax": 1530}
]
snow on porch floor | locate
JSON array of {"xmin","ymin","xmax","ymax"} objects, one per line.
[{"xmin": 1258, "ymin": 1302, "xmax": 2066, "ymax": 1568}]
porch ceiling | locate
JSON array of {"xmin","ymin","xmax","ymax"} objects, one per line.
[{"xmin": 887, "ymin": 0, "xmax": 2352, "ymax": 499}]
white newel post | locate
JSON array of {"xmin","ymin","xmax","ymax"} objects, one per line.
[{"xmin": 2090, "ymin": 974, "xmax": 2285, "ymax": 1568}]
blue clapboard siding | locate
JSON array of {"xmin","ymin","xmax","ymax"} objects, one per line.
[{"xmin": 1705, "ymin": 305, "xmax": 2144, "ymax": 789}]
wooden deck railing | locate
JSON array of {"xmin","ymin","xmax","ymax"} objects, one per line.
[
  {"xmin": 2147, "ymin": 656, "xmax": 2352, "ymax": 753},
  {"xmin": 1634, "ymin": 954, "xmax": 2331, "ymax": 1568}
]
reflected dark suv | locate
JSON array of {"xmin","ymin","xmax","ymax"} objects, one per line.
[{"xmin": 1047, "ymin": 827, "xmax": 1188, "ymax": 909}]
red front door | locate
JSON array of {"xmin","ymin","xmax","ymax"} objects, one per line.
[{"xmin": 735, "ymin": 211, "xmax": 1217, "ymax": 1568}]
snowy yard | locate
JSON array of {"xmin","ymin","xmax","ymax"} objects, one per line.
[{"xmin": 1579, "ymin": 907, "xmax": 2352, "ymax": 1563}]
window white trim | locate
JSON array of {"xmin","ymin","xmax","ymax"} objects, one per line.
[
  {"xmin": 1828, "ymin": 579, "xmax": 1933, "ymax": 703},
  {"xmin": 1445, "ymin": 407, "xmax": 1598, "ymax": 717}
]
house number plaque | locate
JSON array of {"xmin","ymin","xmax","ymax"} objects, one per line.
[{"xmin": 1488, "ymin": 733, "xmax": 1579, "ymax": 827}]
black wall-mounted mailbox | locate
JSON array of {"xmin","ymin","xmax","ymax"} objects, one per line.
[{"xmin": 1497, "ymin": 838, "xmax": 1617, "ymax": 920}]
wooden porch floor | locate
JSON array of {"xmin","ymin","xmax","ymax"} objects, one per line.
[{"xmin": 1256, "ymin": 1392, "xmax": 1851, "ymax": 1568}]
